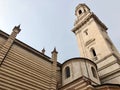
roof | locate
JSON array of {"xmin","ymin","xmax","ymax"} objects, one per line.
[
  {"xmin": 62, "ymin": 57, "xmax": 97, "ymax": 69},
  {"xmin": 0, "ymin": 30, "xmax": 61, "ymax": 66}
]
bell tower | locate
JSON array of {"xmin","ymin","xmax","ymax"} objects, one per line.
[{"xmin": 72, "ymin": 4, "xmax": 120, "ymax": 84}]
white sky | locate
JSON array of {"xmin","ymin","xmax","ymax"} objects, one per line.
[{"xmin": 0, "ymin": 0, "xmax": 120, "ymax": 63}]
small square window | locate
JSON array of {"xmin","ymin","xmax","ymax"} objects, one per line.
[
  {"xmin": 84, "ymin": 29, "xmax": 88, "ymax": 35},
  {"xmin": 85, "ymin": 31, "xmax": 88, "ymax": 35}
]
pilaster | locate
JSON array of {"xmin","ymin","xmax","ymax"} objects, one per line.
[
  {"xmin": 0, "ymin": 25, "xmax": 21, "ymax": 66},
  {"xmin": 50, "ymin": 48, "xmax": 58, "ymax": 90}
]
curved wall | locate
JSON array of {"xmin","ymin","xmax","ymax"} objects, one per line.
[{"xmin": 62, "ymin": 57, "xmax": 100, "ymax": 86}]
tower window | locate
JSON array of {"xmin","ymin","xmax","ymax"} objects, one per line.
[
  {"xmin": 91, "ymin": 67, "xmax": 97, "ymax": 78},
  {"xmin": 79, "ymin": 10, "xmax": 82, "ymax": 15},
  {"xmin": 90, "ymin": 48, "xmax": 97, "ymax": 60},
  {"xmin": 91, "ymin": 48, "xmax": 96, "ymax": 57},
  {"xmin": 84, "ymin": 29, "xmax": 88, "ymax": 35},
  {"xmin": 65, "ymin": 66, "xmax": 70, "ymax": 78}
]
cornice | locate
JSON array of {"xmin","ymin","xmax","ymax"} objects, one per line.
[
  {"xmin": 0, "ymin": 30, "xmax": 9, "ymax": 39},
  {"xmin": 62, "ymin": 57, "xmax": 97, "ymax": 69},
  {"xmin": 0, "ymin": 30, "xmax": 55, "ymax": 64},
  {"xmin": 59, "ymin": 76, "xmax": 98, "ymax": 89},
  {"xmin": 14, "ymin": 39, "xmax": 51, "ymax": 61},
  {"xmin": 94, "ymin": 84, "xmax": 120, "ymax": 89},
  {"xmin": 72, "ymin": 12, "xmax": 108, "ymax": 33},
  {"xmin": 98, "ymin": 60, "xmax": 118, "ymax": 71},
  {"xmin": 99, "ymin": 68, "xmax": 120, "ymax": 80}
]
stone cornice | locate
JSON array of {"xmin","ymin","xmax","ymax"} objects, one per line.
[
  {"xmin": 94, "ymin": 84, "xmax": 120, "ymax": 89},
  {"xmin": 0, "ymin": 30, "xmax": 50, "ymax": 61},
  {"xmin": 95, "ymin": 53, "xmax": 119, "ymax": 64},
  {"xmin": 72, "ymin": 12, "xmax": 108, "ymax": 33},
  {"xmin": 0, "ymin": 29, "xmax": 9, "ymax": 39},
  {"xmin": 0, "ymin": 30, "xmax": 62, "ymax": 66},
  {"xmin": 100, "ymin": 68, "xmax": 120, "ymax": 80},
  {"xmin": 14, "ymin": 39, "xmax": 51, "ymax": 61},
  {"xmin": 59, "ymin": 76, "xmax": 98, "ymax": 89},
  {"xmin": 62, "ymin": 57, "xmax": 97, "ymax": 69}
]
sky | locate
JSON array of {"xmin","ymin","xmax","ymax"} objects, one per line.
[{"xmin": 0, "ymin": 0, "xmax": 120, "ymax": 63}]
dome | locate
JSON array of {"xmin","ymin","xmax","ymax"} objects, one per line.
[{"xmin": 61, "ymin": 57, "xmax": 100, "ymax": 86}]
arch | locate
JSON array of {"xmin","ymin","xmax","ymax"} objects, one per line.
[
  {"xmin": 91, "ymin": 67, "xmax": 97, "ymax": 78},
  {"xmin": 90, "ymin": 48, "xmax": 97, "ymax": 60},
  {"xmin": 78, "ymin": 10, "xmax": 82, "ymax": 15},
  {"xmin": 65, "ymin": 66, "xmax": 70, "ymax": 78}
]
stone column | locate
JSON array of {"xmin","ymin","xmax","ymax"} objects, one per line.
[
  {"xmin": 0, "ymin": 25, "xmax": 21, "ymax": 66},
  {"xmin": 50, "ymin": 48, "xmax": 58, "ymax": 90}
]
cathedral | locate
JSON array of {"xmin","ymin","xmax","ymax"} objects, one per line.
[{"xmin": 0, "ymin": 3, "xmax": 120, "ymax": 90}]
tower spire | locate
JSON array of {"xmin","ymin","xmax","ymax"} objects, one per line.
[
  {"xmin": 41, "ymin": 48, "xmax": 45, "ymax": 54},
  {"xmin": 52, "ymin": 47, "xmax": 58, "ymax": 54}
]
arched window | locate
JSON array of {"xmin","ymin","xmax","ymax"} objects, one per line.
[
  {"xmin": 91, "ymin": 48, "xmax": 96, "ymax": 57},
  {"xmin": 65, "ymin": 66, "xmax": 70, "ymax": 78},
  {"xmin": 91, "ymin": 67, "xmax": 97, "ymax": 78},
  {"xmin": 78, "ymin": 10, "xmax": 82, "ymax": 15},
  {"xmin": 90, "ymin": 48, "xmax": 97, "ymax": 60}
]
